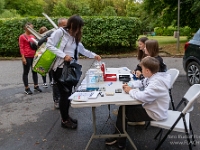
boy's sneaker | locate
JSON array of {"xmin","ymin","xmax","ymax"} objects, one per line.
[
  {"xmin": 127, "ymin": 121, "xmax": 145, "ymax": 126},
  {"xmin": 50, "ymin": 81, "xmax": 54, "ymax": 86},
  {"xmin": 105, "ymin": 138, "xmax": 117, "ymax": 145},
  {"xmin": 43, "ymin": 83, "xmax": 48, "ymax": 88},
  {"xmin": 118, "ymin": 139, "xmax": 126, "ymax": 150},
  {"xmin": 24, "ymin": 88, "xmax": 33, "ymax": 95},
  {"xmin": 118, "ymin": 143, "xmax": 126, "ymax": 150},
  {"xmin": 34, "ymin": 86, "xmax": 42, "ymax": 92},
  {"xmin": 112, "ymin": 109, "xmax": 118, "ymax": 116}
]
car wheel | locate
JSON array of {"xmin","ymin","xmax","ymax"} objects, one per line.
[{"xmin": 186, "ymin": 62, "xmax": 200, "ymax": 85}]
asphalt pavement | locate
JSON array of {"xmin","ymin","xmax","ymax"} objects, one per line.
[{"xmin": 0, "ymin": 57, "xmax": 200, "ymax": 150}]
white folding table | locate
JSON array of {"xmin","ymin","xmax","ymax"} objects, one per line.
[{"xmin": 71, "ymin": 68, "xmax": 142, "ymax": 150}]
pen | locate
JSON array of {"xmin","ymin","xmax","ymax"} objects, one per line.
[
  {"xmin": 108, "ymin": 82, "xmax": 113, "ymax": 86},
  {"xmin": 89, "ymin": 92, "xmax": 94, "ymax": 97}
]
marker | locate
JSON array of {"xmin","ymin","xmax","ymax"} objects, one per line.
[{"xmin": 108, "ymin": 82, "xmax": 113, "ymax": 86}]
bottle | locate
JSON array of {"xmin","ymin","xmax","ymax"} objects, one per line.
[
  {"xmin": 86, "ymin": 69, "xmax": 99, "ymax": 91},
  {"xmin": 96, "ymin": 66, "xmax": 104, "ymax": 82},
  {"xmin": 101, "ymin": 63, "xmax": 105, "ymax": 74}
]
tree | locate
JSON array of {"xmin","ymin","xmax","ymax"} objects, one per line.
[
  {"xmin": 43, "ymin": 0, "xmax": 60, "ymax": 16},
  {"xmin": 4, "ymin": 0, "xmax": 45, "ymax": 16},
  {"xmin": 126, "ymin": 2, "xmax": 141, "ymax": 17},
  {"xmin": 0, "ymin": 9, "xmax": 21, "ymax": 18},
  {"xmin": 143, "ymin": 0, "xmax": 200, "ymax": 30},
  {"xmin": 112, "ymin": 0, "xmax": 128, "ymax": 16},
  {"xmin": 52, "ymin": 0, "xmax": 71, "ymax": 16},
  {"xmin": 101, "ymin": 6, "xmax": 117, "ymax": 16},
  {"xmin": 66, "ymin": 0, "xmax": 92, "ymax": 16},
  {"xmin": 0, "ymin": 0, "xmax": 5, "ymax": 14}
]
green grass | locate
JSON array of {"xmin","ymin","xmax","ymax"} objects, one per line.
[{"xmin": 138, "ymin": 35, "xmax": 188, "ymax": 45}]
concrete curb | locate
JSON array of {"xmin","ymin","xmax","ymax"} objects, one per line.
[{"xmin": 0, "ymin": 52, "xmax": 183, "ymax": 61}]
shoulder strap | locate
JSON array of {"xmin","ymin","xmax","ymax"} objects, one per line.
[
  {"xmin": 24, "ymin": 34, "xmax": 29, "ymax": 41},
  {"xmin": 74, "ymin": 42, "xmax": 78, "ymax": 61}
]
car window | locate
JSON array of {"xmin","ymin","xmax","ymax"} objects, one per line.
[{"xmin": 189, "ymin": 29, "xmax": 200, "ymax": 46}]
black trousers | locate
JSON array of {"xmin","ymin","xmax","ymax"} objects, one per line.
[
  {"xmin": 116, "ymin": 105, "xmax": 153, "ymax": 145},
  {"xmin": 22, "ymin": 57, "xmax": 38, "ymax": 87},
  {"xmin": 41, "ymin": 71, "xmax": 53, "ymax": 83},
  {"xmin": 52, "ymin": 68, "xmax": 72, "ymax": 121}
]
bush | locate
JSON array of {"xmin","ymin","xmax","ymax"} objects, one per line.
[
  {"xmin": 154, "ymin": 27, "xmax": 163, "ymax": 36},
  {"xmin": 163, "ymin": 26, "xmax": 175, "ymax": 36},
  {"xmin": 0, "ymin": 16, "xmax": 141, "ymax": 57}
]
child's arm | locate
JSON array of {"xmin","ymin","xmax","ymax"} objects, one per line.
[
  {"xmin": 128, "ymin": 81, "xmax": 159, "ymax": 103},
  {"xmin": 128, "ymin": 78, "xmax": 147, "ymax": 88}
]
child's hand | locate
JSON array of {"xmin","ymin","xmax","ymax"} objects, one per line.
[
  {"xmin": 95, "ymin": 55, "xmax": 101, "ymax": 61},
  {"xmin": 132, "ymin": 70, "xmax": 135, "ymax": 74},
  {"xmin": 122, "ymin": 83, "xmax": 128, "ymax": 89},
  {"xmin": 123, "ymin": 86, "xmax": 132, "ymax": 94}
]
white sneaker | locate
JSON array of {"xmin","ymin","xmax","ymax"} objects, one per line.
[
  {"xmin": 54, "ymin": 100, "xmax": 59, "ymax": 109},
  {"xmin": 127, "ymin": 121, "xmax": 145, "ymax": 126},
  {"xmin": 43, "ymin": 83, "xmax": 48, "ymax": 88}
]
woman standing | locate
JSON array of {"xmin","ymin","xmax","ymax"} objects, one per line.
[
  {"xmin": 19, "ymin": 22, "xmax": 42, "ymax": 95},
  {"xmin": 46, "ymin": 15, "xmax": 101, "ymax": 129}
]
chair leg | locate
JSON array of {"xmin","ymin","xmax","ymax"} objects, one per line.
[
  {"xmin": 183, "ymin": 117, "xmax": 193, "ymax": 150},
  {"xmin": 189, "ymin": 121, "xmax": 196, "ymax": 146},
  {"xmin": 155, "ymin": 114, "xmax": 183, "ymax": 150},
  {"xmin": 154, "ymin": 129, "xmax": 163, "ymax": 140},
  {"xmin": 169, "ymin": 89, "xmax": 175, "ymax": 110},
  {"xmin": 145, "ymin": 121, "xmax": 150, "ymax": 130}
]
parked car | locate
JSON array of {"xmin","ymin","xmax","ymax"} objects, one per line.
[{"xmin": 183, "ymin": 29, "xmax": 200, "ymax": 85}]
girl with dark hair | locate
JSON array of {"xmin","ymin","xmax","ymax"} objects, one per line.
[
  {"xmin": 46, "ymin": 15, "xmax": 101, "ymax": 129},
  {"xmin": 132, "ymin": 37, "xmax": 148, "ymax": 79},
  {"xmin": 19, "ymin": 22, "xmax": 42, "ymax": 95}
]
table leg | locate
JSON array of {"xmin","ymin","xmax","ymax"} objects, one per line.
[
  {"xmin": 85, "ymin": 107, "xmax": 96, "ymax": 150},
  {"xmin": 122, "ymin": 105, "xmax": 137, "ymax": 150},
  {"xmin": 85, "ymin": 106, "xmax": 137, "ymax": 150}
]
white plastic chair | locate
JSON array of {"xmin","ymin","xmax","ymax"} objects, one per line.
[
  {"xmin": 150, "ymin": 84, "xmax": 200, "ymax": 150},
  {"xmin": 144, "ymin": 68, "xmax": 179, "ymax": 130},
  {"xmin": 166, "ymin": 68, "xmax": 180, "ymax": 110}
]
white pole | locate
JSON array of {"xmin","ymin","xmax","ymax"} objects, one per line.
[{"xmin": 177, "ymin": 0, "xmax": 180, "ymax": 52}]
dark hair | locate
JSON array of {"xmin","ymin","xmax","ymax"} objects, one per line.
[
  {"xmin": 140, "ymin": 56, "xmax": 160, "ymax": 74},
  {"xmin": 24, "ymin": 22, "xmax": 33, "ymax": 29},
  {"xmin": 39, "ymin": 26, "xmax": 48, "ymax": 34},
  {"xmin": 64, "ymin": 15, "xmax": 84, "ymax": 44},
  {"xmin": 145, "ymin": 39, "xmax": 159, "ymax": 57},
  {"xmin": 137, "ymin": 37, "xmax": 148, "ymax": 61}
]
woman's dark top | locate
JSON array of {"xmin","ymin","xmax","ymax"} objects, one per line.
[{"xmin": 134, "ymin": 55, "xmax": 167, "ymax": 79}]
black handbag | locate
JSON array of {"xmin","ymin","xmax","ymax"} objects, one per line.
[
  {"xmin": 59, "ymin": 61, "xmax": 82, "ymax": 88},
  {"xmin": 24, "ymin": 35, "xmax": 38, "ymax": 50},
  {"xmin": 59, "ymin": 41, "xmax": 82, "ymax": 92}
]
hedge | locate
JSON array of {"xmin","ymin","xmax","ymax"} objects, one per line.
[
  {"xmin": 154, "ymin": 26, "xmax": 193, "ymax": 36},
  {"xmin": 0, "ymin": 16, "xmax": 141, "ymax": 57}
]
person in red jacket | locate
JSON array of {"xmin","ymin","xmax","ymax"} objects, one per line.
[{"xmin": 19, "ymin": 22, "xmax": 42, "ymax": 95}]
